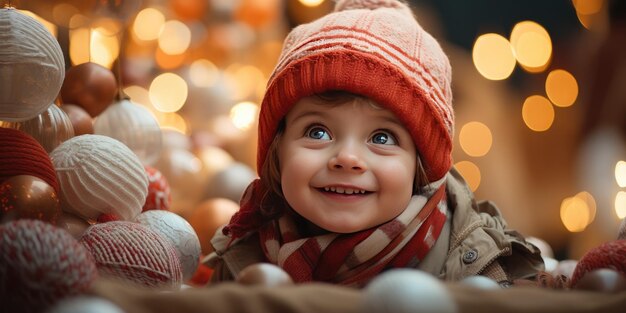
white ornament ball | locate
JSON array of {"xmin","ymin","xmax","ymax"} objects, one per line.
[
  {"xmin": 46, "ymin": 297, "xmax": 124, "ymax": 313},
  {"xmin": 0, "ymin": 8, "xmax": 65, "ymax": 122},
  {"xmin": 363, "ymin": 269, "xmax": 458, "ymax": 313},
  {"xmin": 204, "ymin": 162, "xmax": 257, "ymax": 203},
  {"xmin": 459, "ymin": 275, "xmax": 500, "ymax": 290},
  {"xmin": 94, "ymin": 99, "xmax": 162, "ymax": 165},
  {"xmin": 136, "ymin": 210, "xmax": 201, "ymax": 282},
  {"xmin": 543, "ymin": 256, "xmax": 559, "ymax": 274}
]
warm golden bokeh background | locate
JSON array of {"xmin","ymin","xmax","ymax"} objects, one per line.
[{"xmin": 5, "ymin": 0, "xmax": 625, "ymax": 260}]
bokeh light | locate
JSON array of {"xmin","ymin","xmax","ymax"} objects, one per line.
[
  {"xmin": 90, "ymin": 28, "xmax": 119, "ymax": 69},
  {"xmin": 149, "ymin": 73, "xmax": 189, "ymax": 113},
  {"xmin": 189, "ymin": 59, "xmax": 220, "ymax": 88},
  {"xmin": 454, "ymin": 161, "xmax": 481, "ymax": 192},
  {"xmin": 575, "ymin": 191, "xmax": 597, "ymax": 225},
  {"xmin": 616, "ymin": 161, "xmax": 626, "ymax": 187},
  {"xmin": 522, "ymin": 95, "xmax": 554, "ymax": 132},
  {"xmin": 560, "ymin": 196, "xmax": 591, "ymax": 232},
  {"xmin": 459, "ymin": 121, "xmax": 492, "ymax": 157},
  {"xmin": 300, "ymin": 0, "xmax": 326, "ymax": 7},
  {"xmin": 572, "ymin": 0, "xmax": 604, "ymax": 15},
  {"xmin": 224, "ymin": 64, "xmax": 266, "ymax": 100},
  {"xmin": 545, "ymin": 69, "xmax": 578, "ymax": 107},
  {"xmin": 158, "ymin": 20, "xmax": 192, "ymax": 55},
  {"xmin": 230, "ymin": 102, "xmax": 259, "ymax": 131},
  {"xmin": 472, "ymin": 33, "xmax": 516, "ymax": 80},
  {"xmin": 133, "ymin": 7, "xmax": 166, "ymax": 41},
  {"xmin": 510, "ymin": 21, "xmax": 552, "ymax": 72},
  {"xmin": 157, "ymin": 112, "xmax": 189, "ymax": 134}
]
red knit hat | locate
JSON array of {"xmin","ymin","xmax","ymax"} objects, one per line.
[
  {"xmin": 0, "ymin": 127, "xmax": 59, "ymax": 193},
  {"xmin": 258, "ymin": 0, "xmax": 453, "ymax": 181}
]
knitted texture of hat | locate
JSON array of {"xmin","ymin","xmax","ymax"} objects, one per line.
[
  {"xmin": 0, "ymin": 219, "xmax": 98, "ymax": 313},
  {"xmin": 0, "ymin": 8, "xmax": 65, "ymax": 122},
  {"xmin": 50, "ymin": 134, "xmax": 148, "ymax": 221},
  {"xmin": 258, "ymin": 0, "xmax": 453, "ymax": 181},
  {"xmin": 0, "ymin": 127, "xmax": 59, "ymax": 193},
  {"xmin": 79, "ymin": 221, "xmax": 183, "ymax": 289},
  {"xmin": 570, "ymin": 240, "xmax": 626, "ymax": 287}
]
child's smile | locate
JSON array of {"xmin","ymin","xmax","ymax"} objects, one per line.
[{"xmin": 278, "ymin": 95, "xmax": 417, "ymax": 233}]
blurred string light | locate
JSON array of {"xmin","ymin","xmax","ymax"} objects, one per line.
[
  {"xmin": 299, "ymin": 0, "xmax": 326, "ymax": 7},
  {"xmin": 158, "ymin": 20, "xmax": 191, "ymax": 55},
  {"xmin": 229, "ymin": 101, "xmax": 259, "ymax": 131},
  {"xmin": 560, "ymin": 194, "xmax": 593, "ymax": 232},
  {"xmin": 616, "ymin": 161, "xmax": 626, "ymax": 187},
  {"xmin": 454, "ymin": 161, "xmax": 481, "ymax": 192},
  {"xmin": 522, "ymin": 95, "xmax": 554, "ymax": 132},
  {"xmin": 616, "ymin": 191, "xmax": 626, "ymax": 219},
  {"xmin": 545, "ymin": 69, "xmax": 578, "ymax": 107},
  {"xmin": 132, "ymin": 7, "xmax": 165, "ymax": 41},
  {"xmin": 572, "ymin": 0, "xmax": 606, "ymax": 30},
  {"xmin": 459, "ymin": 121, "xmax": 492, "ymax": 157},
  {"xmin": 68, "ymin": 16, "xmax": 120, "ymax": 68},
  {"xmin": 472, "ymin": 33, "xmax": 516, "ymax": 80},
  {"xmin": 510, "ymin": 21, "xmax": 552, "ymax": 73},
  {"xmin": 149, "ymin": 73, "xmax": 188, "ymax": 113},
  {"xmin": 189, "ymin": 59, "xmax": 220, "ymax": 88}
]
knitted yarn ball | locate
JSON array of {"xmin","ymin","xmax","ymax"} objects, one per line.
[
  {"xmin": 79, "ymin": 221, "xmax": 183, "ymax": 289},
  {"xmin": 259, "ymin": 0, "xmax": 452, "ymax": 182},
  {"xmin": 0, "ymin": 127, "xmax": 59, "ymax": 193},
  {"xmin": 570, "ymin": 240, "xmax": 626, "ymax": 287},
  {"xmin": 0, "ymin": 8, "xmax": 65, "ymax": 122},
  {"xmin": 50, "ymin": 135, "xmax": 148, "ymax": 221},
  {"xmin": 0, "ymin": 219, "xmax": 98, "ymax": 313}
]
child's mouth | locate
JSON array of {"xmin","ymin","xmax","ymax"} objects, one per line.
[{"xmin": 318, "ymin": 186, "xmax": 372, "ymax": 195}]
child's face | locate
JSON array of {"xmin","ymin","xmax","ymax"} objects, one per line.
[{"xmin": 278, "ymin": 96, "xmax": 417, "ymax": 233}]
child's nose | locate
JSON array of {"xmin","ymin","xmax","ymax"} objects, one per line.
[{"xmin": 328, "ymin": 145, "xmax": 367, "ymax": 173}]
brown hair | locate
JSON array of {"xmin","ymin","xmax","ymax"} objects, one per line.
[{"xmin": 257, "ymin": 91, "xmax": 430, "ymax": 216}]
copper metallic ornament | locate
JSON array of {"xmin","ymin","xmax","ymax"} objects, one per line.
[
  {"xmin": 0, "ymin": 175, "xmax": 60, "ymax": 224},
  {"xmin": 56, "ymin": 211, "xmax": 91, "ymax": 239},
  {"xmin": 60, "ymin": 62, "xmax": 117, "ymax": 117},
  {"xmin": 60, "ymin": 104, "xmax": 94, "ymax": 136},
  {"xmin": 236, "ymin": 263, "xmax": 293, "ymax": 286}
]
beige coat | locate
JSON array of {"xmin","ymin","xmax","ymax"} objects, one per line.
[{"xmin": 206, "ymin": 168, "xmax": 544, "ymax": 285}]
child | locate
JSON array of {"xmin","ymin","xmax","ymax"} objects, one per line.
[{"xmin": 205, "ymin": 0, "xmax": 543, "ymax": 287}]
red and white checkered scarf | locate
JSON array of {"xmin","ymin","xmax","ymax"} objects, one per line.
[{"xmin": 257, "ymin": 182, "xmax": 448, "ymax": 287}]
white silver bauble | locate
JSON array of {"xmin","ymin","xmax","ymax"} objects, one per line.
[
  {"xmin": 94, "ymin": 99, "xmax": 162, "ymax": 165},
  {"xmin": 363, "ymin": 269, "xmax": 458, "ymax": 313},
  {"xmin": 0, "ymin": 103, "xmax": 74, "ymax": 152},
  {"xmin": 136, "ymin": 210, "xmax": 201, "ymax": 282},
  {"xmin": 0, "ymin": 8, "xmax": 65, "ymax": 122}
]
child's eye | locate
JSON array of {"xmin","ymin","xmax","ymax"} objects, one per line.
[
  {"xmin": 370, "ymin": 131, "xmax": 397, "ymax": 145},
  {"xmin": 306, "ymin": 126, "xmax": 331, "ymax": 140}
]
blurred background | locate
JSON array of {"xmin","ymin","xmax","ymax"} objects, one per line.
[{"xmin": 4, "ymin": 0, "xmax": 625, "ymax": 260}]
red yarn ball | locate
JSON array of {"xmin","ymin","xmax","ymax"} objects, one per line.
[
  {"xmin": 79, "ymin": 221, "xmax": 182, "ymax": 289},
  {"xmin": 142, "ymin": 165, "xmax": 171, "ymax": 212},
  {"xmin": 0, "ymin": 128, "xmax": 59, "ymax": 193},
  {"xmin": 570, "ymin": 240, "xmax": 626, "ymax": 287},
  {"xmin": 0, "ymin": 219, "xmax": 98, "ymax": 313}
]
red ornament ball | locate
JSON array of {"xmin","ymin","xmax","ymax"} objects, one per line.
[
  {"xmin": 0, "ymin": 219, "xmax": 98, "ymax": 313},
  {"xmin": 143, "ymin": 165, "xmax": 172, "ymax": 212},
  {"xmin": 0, "ymin": 127, "xmax": 59, "ymax": 194},
  {"xmin": 570, "ymin": 240, "xmax": 626, "ymax": 287},
  {"xmin": 79, "ymin": 221, "xmax": 182, "ymax": 289}
]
